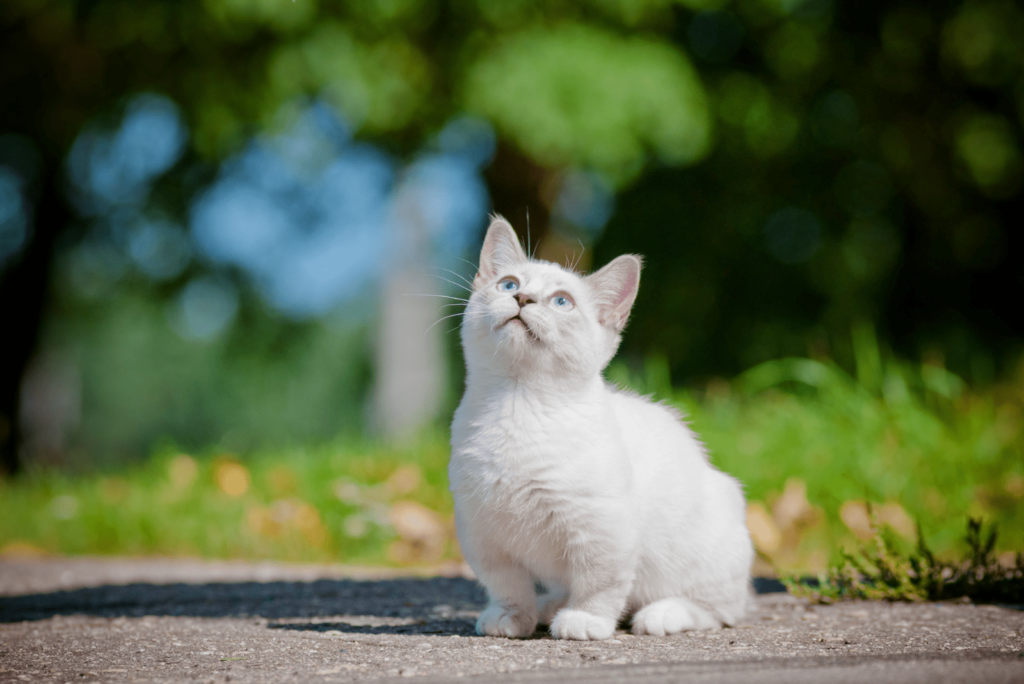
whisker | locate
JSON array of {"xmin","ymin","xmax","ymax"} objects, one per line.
[
  {"xmin": 526, "ymin": 207, "xmax": 532, "ymax": 260},
  {"xmin": 492, "ymin": 335, "xmax": 507, "ymax": 360},
  {"xmin": 572, "ymin": 239, "xmax": 586, "ymax": 271},
  {"xmin": 404, "ymin": 293, "xmax": 470, "ymax": 302},
  {"xmin": 527, "ymin": 207, "xmax": 539, "ymax": 260},
  {"xmin": 434, "ymin": 266, "xmax": 476, "ymax": 290},
  {"xmin": 425, "ymin": 311, "xmax": 487, "ymax": 335},
  {"xmin": 447, "ymin": 317, "xmax": 483, "ymax": 333},
  {"xmin": 427, "ymin": 273, "xmax": 471, "ymax": 293}
]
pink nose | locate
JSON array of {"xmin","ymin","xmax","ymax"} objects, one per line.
[{"xmin": 515, "ymin": 293, "xmax": 536, "ymax": 307}]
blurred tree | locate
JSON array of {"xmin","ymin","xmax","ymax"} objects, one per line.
[
  {"xmin": 1, "ymin": 0, "xmax": 1022, "ymax": 471},
  {"xmin": 0, "ymin": 0, "xmax": 716, "ymax": 472},
  {"xmin": 597, "ymin": 0, "xmax": 1024, "ymax": 383}
]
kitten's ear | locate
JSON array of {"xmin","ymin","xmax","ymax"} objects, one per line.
[
  {"xmin": 475, "ymin": 215, "xmax": 527, "ymax": 288},
  {"xmin": 586, "ymin": 255, "xmax": 642, "ymax": 332}
]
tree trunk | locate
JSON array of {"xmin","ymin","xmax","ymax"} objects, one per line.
[{"xmin": 0, "ymin": 150, "xmax": 68, "ymax": 476}]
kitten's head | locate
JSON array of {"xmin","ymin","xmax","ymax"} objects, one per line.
[{"xmin": 461, "ymin": 216, "xmax": 641, "ymax": 383}]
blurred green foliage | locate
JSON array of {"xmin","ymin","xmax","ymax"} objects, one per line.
[
  {"xmin": 46, "ymin": 291, "xmax": 372, "ymax": 467},
  {"xmin": 610, "ymin": 332, "xmax": 1024, "ymax": 571},
  {"xmin": 4, "ymin": 334, "xmax": 1022, "ymax": 570},
  {"xmin": 2, "ymin": 0, "xmax": 1023, "ymax": 510},
  {"xmin": 465, "ymin": 25, "xmax": 713, "ymax": 182}
]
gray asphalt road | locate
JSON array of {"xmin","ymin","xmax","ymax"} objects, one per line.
[{"xmin": 0, "ymin": 557, "xmax": 1022, "ymax": 684}]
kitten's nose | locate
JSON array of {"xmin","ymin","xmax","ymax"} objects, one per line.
[{"xmin": 515, "ymin": 292, "xmax": 536, "ymax": 307}]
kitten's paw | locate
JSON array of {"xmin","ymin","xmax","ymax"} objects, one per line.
[
  {"xmin": 549, "ymin": 609, "xmax": 616, "ymax": 641},
  {"xmin": 476, "ymin": 605, "xmax": 537, "ymax": 638},
  {"xmin": 631, "ymin": 598, "xmax": 720, "ymax": 636},
  {"xmin": 537, "ymin": 592, "xmax": 568, "ymax": 626}
]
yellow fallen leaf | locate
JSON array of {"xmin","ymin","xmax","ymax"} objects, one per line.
[
  {"xmin": 0, "ymin": 540, "xmax": 50, "ymax": 558},
  {"xmin": 214, "ymin": 461, "xmax": 250, "ymax": 497},
  {"xmin": 746, "ymin": 503, "xmax": 781, "ymax": 555},
  {"xmin": 839, "ymin": 500, "xmax": 873, "ymax": 540}
]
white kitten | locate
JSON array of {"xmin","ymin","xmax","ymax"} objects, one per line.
[{"xmin": 449, "ymin": 217, "xmax": 753, "ymax": 641}]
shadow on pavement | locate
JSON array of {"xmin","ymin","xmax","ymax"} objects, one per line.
[
  {"xmin": 268, "ymin": 618, "xmax": 480, "ymax": 636},
  {"xmin": 0, "ymin": 577, "xmax": 487, "ymax": 624},
  {"xmin": 0, "ymin": 576, "xmax": 787, "ymax": 629}
]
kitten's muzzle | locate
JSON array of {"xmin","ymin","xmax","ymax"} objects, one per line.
[
  {"xmin": 499, "ymin": 313, "xmax": 539, "ymax": 341},
  {"xmin": 500, "ymin": 313, "xmax": 526, "ymax": 329},
  {"xmin": 498, "ymin": 291, "xmax": 538, "ymax": 333}
]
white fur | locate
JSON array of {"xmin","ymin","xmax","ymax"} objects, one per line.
[{"xmin": 449, "ymin": 217, "xmax": 753, "ymax": 640}]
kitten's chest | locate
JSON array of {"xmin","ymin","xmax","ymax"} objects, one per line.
[{"xmin": 449, "ymin": 393, "xmax": 627, "ymax": 504}]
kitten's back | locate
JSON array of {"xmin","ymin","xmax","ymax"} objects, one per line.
[{"xmin": 607, "ymin": 385, "xmax": 750, "ymax": 607}]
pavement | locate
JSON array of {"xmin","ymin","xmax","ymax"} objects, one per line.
[{"xmin": 0, "ymin": 557, "xmax": 1022, "ymax": 684}]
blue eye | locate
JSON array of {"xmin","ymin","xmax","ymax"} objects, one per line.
[
  {"xmin": 550, "ymin": 294, "xmax": 575, "ymax": 311},
  {"xmin": 497, "ymin": 278, "xmax": 519, "ymax": 293}
]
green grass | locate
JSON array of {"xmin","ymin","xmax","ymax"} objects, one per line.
[
  {"xmin": 2, "ymin": 332, "xmax": 1023, "ymax": 573},
  {"xmin": 0, "ymin": 436, "xmax": 456, "ymax": 565}
]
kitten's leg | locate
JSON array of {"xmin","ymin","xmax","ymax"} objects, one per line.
[
  {"xmin": 549, "ymin": 584, "xmax": 630, "ymax": 641},
  {"xmin": 631, "ymin": 597, "xmax": 721, "ymax": 636},
  {"xmin": 548, "ymin": 562, "xmax": 634, "ymax": 641},
  {"xmin": 475, "ymin": 561, "xmax": 539, "ymax": 638},
  {"xmin": 545, "ymin": 514, "xmax": 638, "ymax": 640},
  {"xmin": 536, "ymin": 582, "xmax": 568, "ymax": 626}
]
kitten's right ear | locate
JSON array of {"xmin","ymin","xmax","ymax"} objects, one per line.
[
  {"xmin": 475, "ymin": 215, "xmax": 527, "ymax": 288},
  {"xmin": 586, "ymin": 254, "xmax": 642, "ymax": 333}
]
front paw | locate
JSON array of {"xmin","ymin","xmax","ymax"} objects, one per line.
[
  {"xmin": 476, "ymin": 604, "xmax": 538, "ymax": 638},
  {"xmin": 548, "ymin": 609, "xmax": 616, "ymax": 640},
  {"xmin": 631, "ymin": 598, "xmax": 719, "ymax": 636}
]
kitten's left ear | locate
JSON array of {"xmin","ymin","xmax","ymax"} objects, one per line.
[
  {"xmin": 586, "ymin": 255, "xmax": 642, "ymax": 332},
  {"xmin": 475, "ymin": 215, "xmax": 527, "ymax": 288}
]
